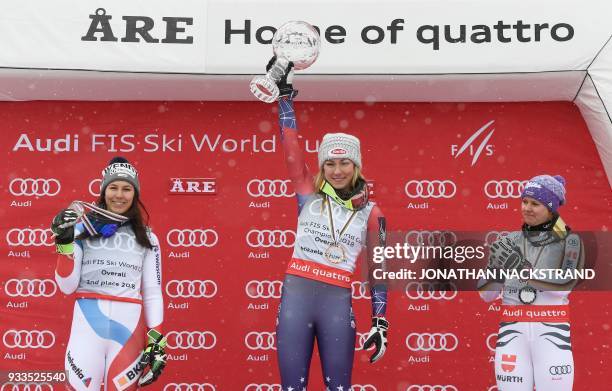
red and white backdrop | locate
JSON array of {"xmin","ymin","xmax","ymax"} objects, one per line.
[{"xmin": 1, "ymin": 100, "xmax": 611, "ymax": 390}]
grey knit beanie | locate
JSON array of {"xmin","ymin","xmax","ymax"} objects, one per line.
[
  {"xmin": 318, "ymin": 133, "xmax": 362, "ymax": 168},
  {"xmin": 100, "ymin": 157, "xmax": 140, "ymax": 194}
]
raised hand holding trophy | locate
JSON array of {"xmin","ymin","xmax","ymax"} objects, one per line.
[{"xmin": 250, "ymin": 21, "xmax": 321, "ymax": 103}]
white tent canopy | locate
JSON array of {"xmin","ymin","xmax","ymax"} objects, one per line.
[{"xmin": 1, "ymin": 0, "xmax": 611, "ymax": 185}]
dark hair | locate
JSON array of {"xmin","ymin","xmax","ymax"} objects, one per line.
[
  {"xmin": 76, "ymin": 190, "xmax": 153, "ymax": 249},
  {"xmin": 98, "ymin": 191, "xmax": 153, "ymax": 249}
]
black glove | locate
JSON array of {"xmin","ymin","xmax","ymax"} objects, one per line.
[
  {"xmin": 266, "ymin": 56, "xmax": 297, "ymax": 99},
  {"xmin": 51, "ymin": 209, "xmax": 79, "ymax": 244},
  {"xmin": 363, "ymin": 317, "xmax": 388, "ymax": 363},
  {"xmin": 489, "ymin": 238, "xmax": 530, "ymax": 270}
]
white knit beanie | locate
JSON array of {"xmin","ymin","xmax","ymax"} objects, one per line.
[{"xmin": 318, "ymin": 133, "xmax": 362, "ymax": 168}]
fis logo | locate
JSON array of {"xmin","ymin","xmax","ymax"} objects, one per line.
[{"xmin": 451, "ymin": 120, "xmax": 495, "ymax": 166}]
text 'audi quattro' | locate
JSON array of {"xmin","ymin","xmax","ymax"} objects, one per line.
[
  {"xmin": 483, "ymin": 180, "xmax": 528, "ymax": 199},
  {"xmin": 166, "ymin": 229, "xmax": 219, "ymax": 248},
  {"xmin": 2, "ymin": 330, "xmax": 55, "ymax": 349},
  {"xmin": 405, "ymin": 333, "xmax": 459, "ymax": 352},
  {"xmin": 6, "ymin": 228, "xmax": 54, "ymax": 247},
  {"xmin": 4, "ymin": 279, "xmax": 58, "ymax": 298},
  {"xmin": 246, "ymin": 179, "xmax": 294, "ymax": 197},
  {"xmin": 165, "ymin": 280, "xmax": 218, "ymax": 299},
  {"xmin": 165, "ymin": 331, "xmax": 216, "ymax": 350},
  {"xmin": 404, "ymin": 180, "xmax": 457, "ymax": 199},
  {"xmin": 245, "ymin": 229, "xmax": 295, "ymax": 248},
  {"xmin": 244, "ymin": 331, "xmax": 276, "ymax": 350},
  {"xmin": 9, "ymin": 178, "xmax": 61, "ymax": 197}
]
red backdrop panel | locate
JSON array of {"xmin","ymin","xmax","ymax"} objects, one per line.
[{"xmin": 0, "ymin": 101, "xmax": 611, "ymax": 391}]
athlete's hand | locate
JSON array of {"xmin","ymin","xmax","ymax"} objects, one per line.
[
  {"xmin": 489, "ymin": 238, "xmax": 529, "ymax": 270},
  {"xmin": 51, "ymin": 209, "xmax": 79, "ymax": 245},
  {"xmin": 138, "ymin": 329, "xmax": 167, "ymax": 387},
  {"xmin": 363, "ymin": 317, "xmax": 388, "ymax": 363},
  {"xmin": 266, "ymin": 56, "xmax": 297, "ymax": 99}
]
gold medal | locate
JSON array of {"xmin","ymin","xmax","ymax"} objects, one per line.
[
  {"xmin": 325, "ymin": 243, "xmax": 347, "ymax": 264},
  {"xmin": 323, "ymin": 195, "xmax": 357, "ymax": 265}
]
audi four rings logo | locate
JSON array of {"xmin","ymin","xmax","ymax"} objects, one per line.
[
  {"xmin": 89, "ymin": 178, "xmax": 102, "ymax": 196},
  {"xmin": 166, "ymin": 229, "xmax": 219, "ymax": 248},
  {"xmin": 484, "ymin": 231, "xmax": 510, "ymax": 245},
  {"xmin": 406, "ymin": 386, "xmax": 458, "ymax": 391},
  {"xmin": 165, "ymin": 331, "xmax": 216, "ymax": 350},
  {"xmin": 6, "ymin": 228, "xmax": 54, "ymax": 247},
  {"xmin": 2, "ymin": 330, "xmax": 55, "ymax": 349},
  {"xmin": 486, "ymin": 333, "xmax": 497, "ymax": 352},
  {"xmin": 352, "ymin": 281, "xmax": 371, "ymax": 300},
  {"xmin": 243, "ymin": 385, "xmax": 281, "ymax": 391},
  {"xmin": 308, "ymin": 198, "xmax": 346, "ymax": 219},
  {"xmin": 244, "ymin": 332, "xmax": 276, "ymax": 350},
  {"xmin": 1, "ymin": 383, "xmax": 53, "ymax": 391},
  {"xmin": 405, "ymin": 282, "xmax": 458, "ymax": 301},
  {"xmin": 165, "ymin": 280, "xmax": 218, "ymax": 299},
  {"xmin": 245, "ymin": 280, "xmax": 283, "ymax": 299},
  {"xmin": 246, "ymin": 230, "xmax": 295, "ymax": 248},
  {"xmin": 246, "ymin": 179, "xmax": 294, "ymax": 198},
  {"xmin": 404, "ymin": 180, "xmax": 456, "ymax": 199},
  {"xmin": 405, "ymin": 333, "xmax": 459, "ymax": 352},
  {"xmin": 484, "ymin": 180, "xmax": 528, "ymax": 199},
  {"xmin": 356, "ymin": 332, "xmax": 369, "ymax": 350},
  {"xmin": 4, "ymin": 279, "xmax": 57, "ymax": 298},
  {"xmin": 163, "ymin": 384, "xmax": 216, "ymax": 391},
  {"xmin": 88, "ymin": 232, "xmax": 144, "ymax": 254},
  {"xmin": 9, "ymin": 178, "xmax": 61, "ymax": 197},
  {"xmin": 549, "ymin": 365, "xmax": 572, "ymax": 375},
  {"xmin": 404, "ymin": 230, "xmax": 457, "ymax": 247}
]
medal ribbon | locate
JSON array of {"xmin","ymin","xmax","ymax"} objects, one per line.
[
  {"xmin": 326, "ymin": 195, "xmax": 357, "ymax": 247},
  {"xmin": 65, "ymin": 200, "xmax": 129, "ymax": 236},
  {"xmin": 320, "ymin": 181, "xmax": 354, "ymax": 210}
]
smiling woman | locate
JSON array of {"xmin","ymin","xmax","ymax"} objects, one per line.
[
  {"xmin": 50, "ymin": 156, "xmax": 167, "ymax": 390},
  {"xmin": 478, "ymin": 174, "xmax": 585, "ymax": 391},
  {"xmin": 104, "ymin": 181, "xmax": 135, "ymax": 214},
  {"xmin": 265, "ymin": 59, "xmax": 390, "ymax": 391}
]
